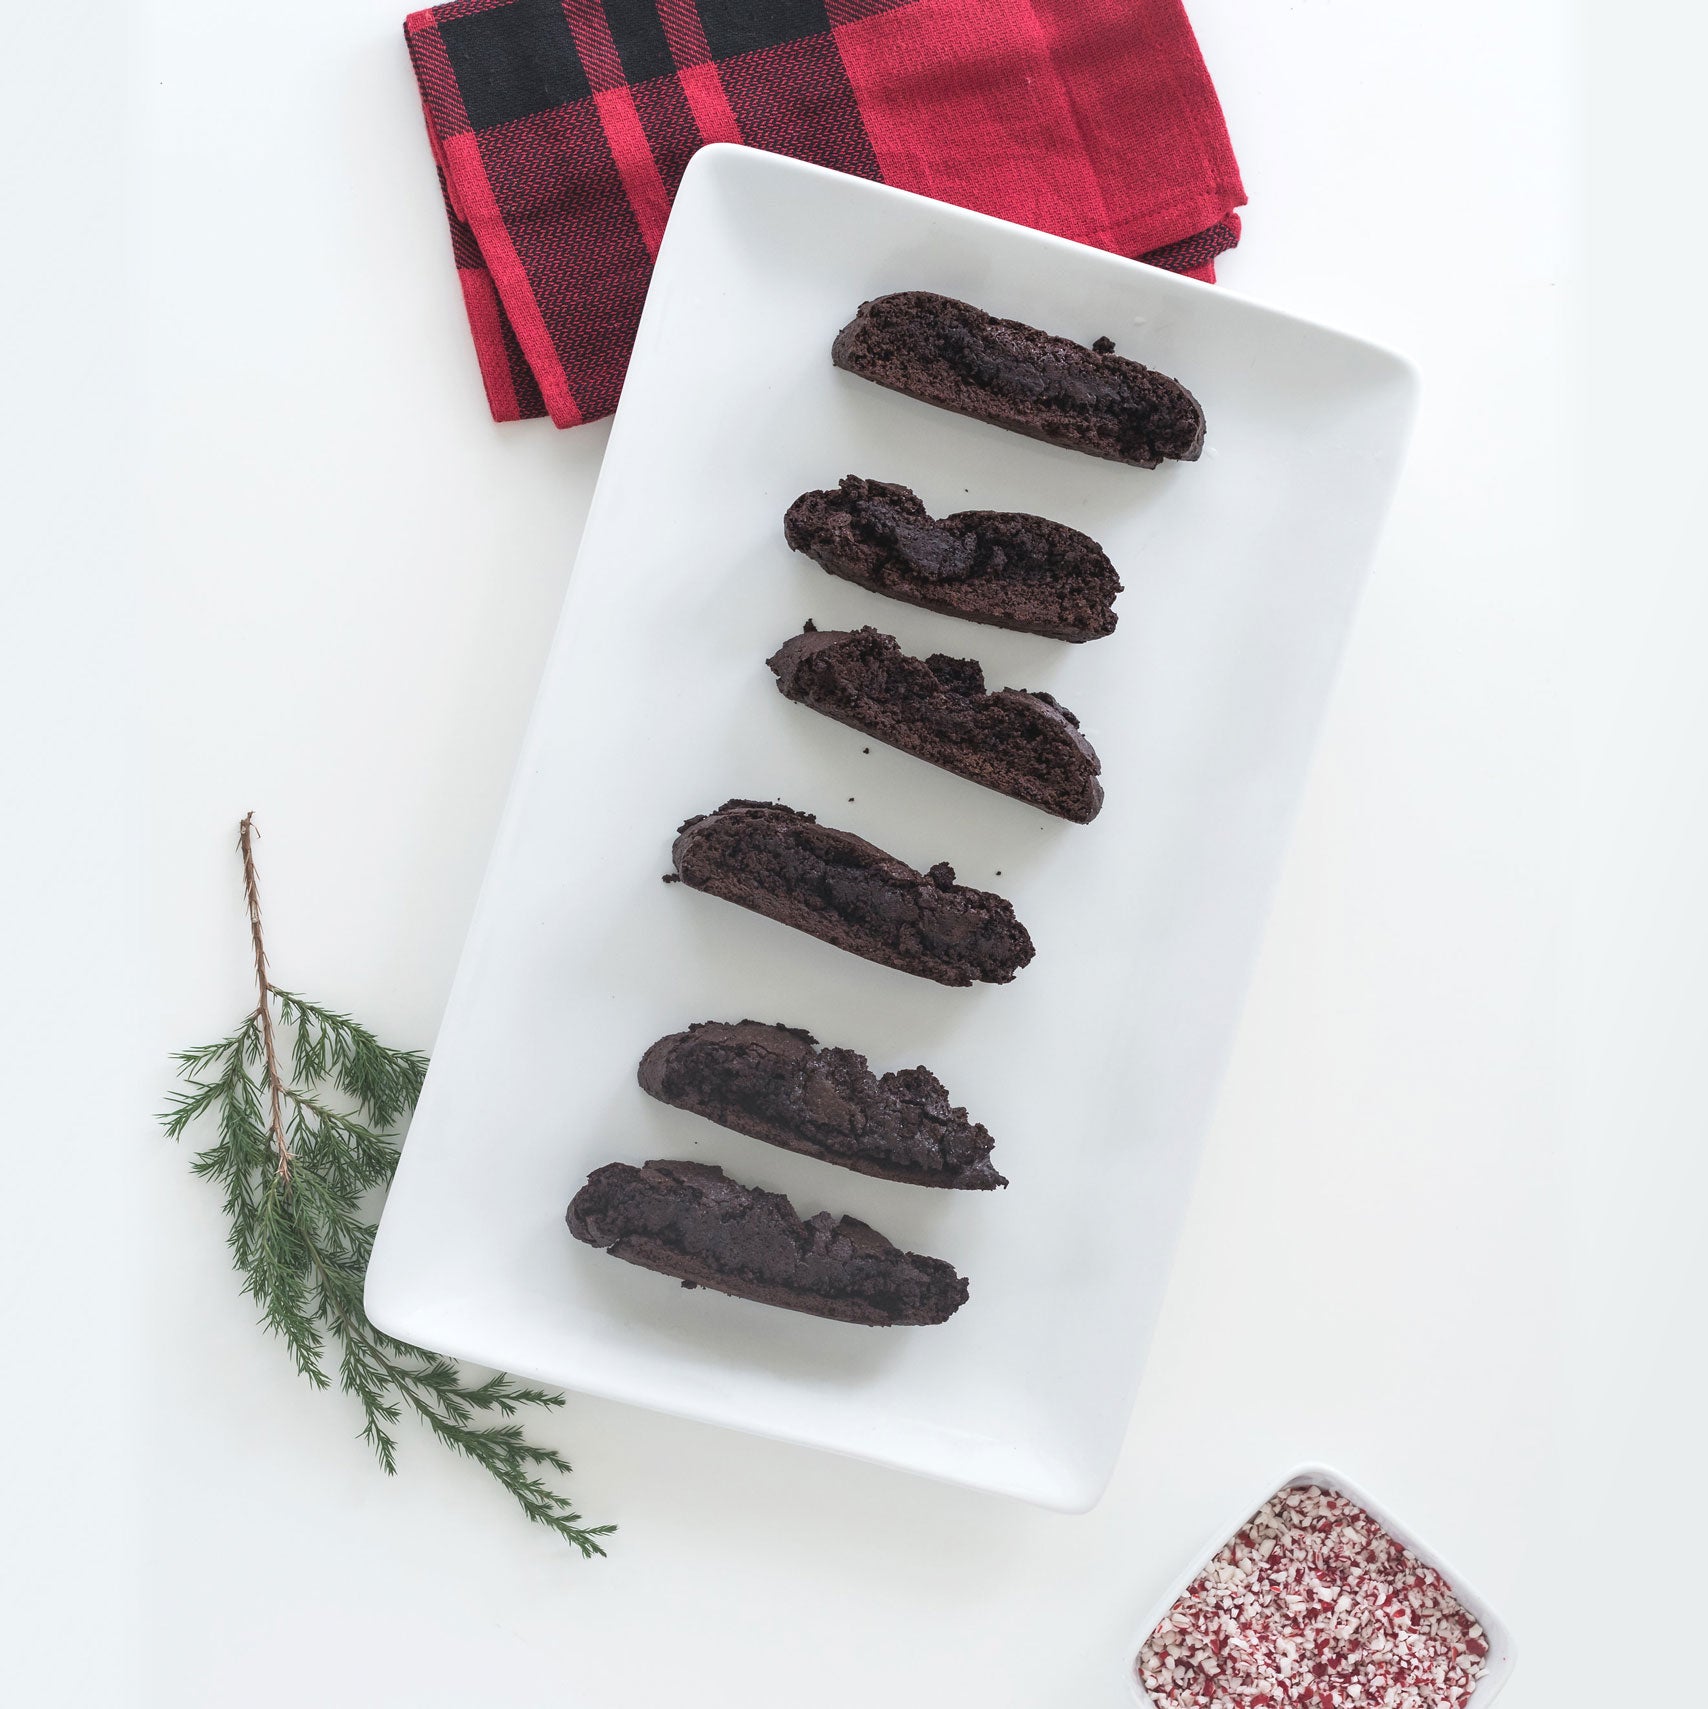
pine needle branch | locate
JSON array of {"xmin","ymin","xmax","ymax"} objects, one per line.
[{"xmin": 160, "ymin": 814, "xmax": 613, "ymax": 1557}]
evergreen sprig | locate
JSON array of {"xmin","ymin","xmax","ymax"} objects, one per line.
[{"xmin": 161, "ymin": 815, "xmax": 613, "ymax": 1558}]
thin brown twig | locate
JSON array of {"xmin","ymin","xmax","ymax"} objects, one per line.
[{"xmin": 238, "ymin": 812, "xmax": 292, "ymax": 1181}]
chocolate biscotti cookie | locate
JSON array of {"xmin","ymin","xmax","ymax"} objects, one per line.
[
  {"xmin": 768, "ymin": 624, "xmax": 1103, "ymax": 823},
  {"xmin": 566, "ymin": 1158, "xmax": 969, "ymax": 1325},
  {"xmin": 784, "ymin": 477, "xmax": 1120, "ymax": 642},
  {"xmin": 832, "ymin": 291, "xmax": 1204, "ymax": 468},
  {"xmin": 639, "ymin": 1020, "xmax": 1006, "ymax": 1190},
  {"xmin": 668, "ymin": 799, "xmax": 1034, "ymax": 986}
]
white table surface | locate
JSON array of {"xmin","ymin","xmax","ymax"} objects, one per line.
[{"xmin": 6, "ymin": 2, "xmax": 1704, "ymax": 1704}]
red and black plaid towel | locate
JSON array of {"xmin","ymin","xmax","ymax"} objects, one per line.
[{"xmin": 406, "ymin": 0, "xmax": 1245, "ymax": 427}]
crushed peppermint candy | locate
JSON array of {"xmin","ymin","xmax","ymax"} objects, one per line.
[{"xmin": 1136, "ymin": 1484, "xmax": 1490, "ymax": 1709}]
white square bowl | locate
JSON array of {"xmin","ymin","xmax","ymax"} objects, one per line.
[
  {"xmin": 366, "ymin": 144, "xmax": 1420, "ymax": 1512},
  {"xmin": 1126, "ymin": 1463, "xmax": 1516, "ymax": 1707}
]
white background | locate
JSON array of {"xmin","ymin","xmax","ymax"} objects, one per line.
[{"xmin": 3, "ymin": 1, "xmax": 1700, "ymax": 1704}]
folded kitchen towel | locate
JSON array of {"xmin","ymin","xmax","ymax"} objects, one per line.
[{"xmin": 405, "ymin": 0, "xmax": 1245, "ymax": 426}]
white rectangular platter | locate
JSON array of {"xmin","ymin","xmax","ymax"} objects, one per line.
[{"xmin": 366, "ymin": 143, "xmax": 1418, "ymax": 1512}]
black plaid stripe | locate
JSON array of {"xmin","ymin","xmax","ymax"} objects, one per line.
[
  {"xmin": 601, "ymin": 0, "xmax": 675, "ymax": 83},
  {"xmin": 440, "ymin": 162, "xmax": 548, "ymax": 419},
  {"xmin": 823, "ymin": 0, "xmax": 920, "ymax": 22},
  {"xmin": 1140, "ymin": 218, "xmax": 1241, "ymax": 275},
  {"xmin": 439, "ymin": 165, "xmax": 485, "ymax": 269},
  {"xmin": 439, "ymin": 0, "xmax": 894, "ymax": 130},
  {"xmin": 718, "ymin": 33, "xmax": 880, "ymax": 178},
  {"xmin": 476, "ymin": 100, "xmax": 654, "ymax": 415},
  {"xmin": 503, "ymin": 316, "xmax": 548, "ymax": 417},
  {"xmin": 439, "ymin": 0, "xmax": 590, "ymax": 131},
  {"xmin": 409, "ymin": 22, "xmax": 475, "ymax": 140},
  {"xmin": 696, "ymin": 0, "xmax": 832, "ymax": 61},
  {"xmin": 630, "ymin": 74, "xmax": 704, "ymax": 195}
]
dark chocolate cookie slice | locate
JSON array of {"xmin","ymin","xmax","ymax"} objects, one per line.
[
  {"xmin": 832, "ymin": 291, "xmax": 1204, "ymax": 468},
  {"xmin": 768, "ymin": 624, "xmax": 1103, "ymax": 823},
  {"xmin": 784, "ymin": 476, "xmax": 1120, "ymax": 643},
  {"xmin": 566, "ymin": 1158, "xmax": 969, "ymax": 1325},
  {"xmin": 668, "ymin": 799, "xmax": 1034, "ymax": 986},
  {"xmin": 639, "ymin": 1020, "xmax": 1006, "ymax": 1190}
]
